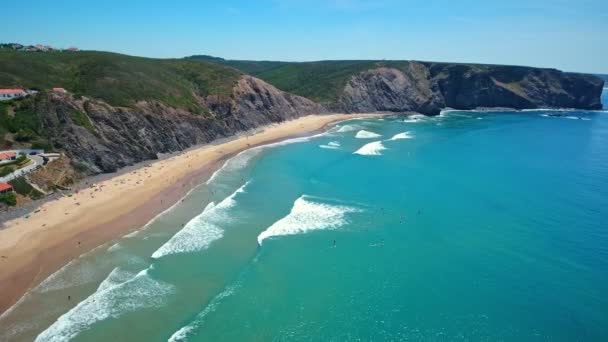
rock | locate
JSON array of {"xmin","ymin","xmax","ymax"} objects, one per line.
[
  {"xmin": 336, "ymin": 62, "xmax": 604, "ymax": 114},
  {"xmin": 33, "ymin": 76, "xmax": 326, "ymax": 174}
]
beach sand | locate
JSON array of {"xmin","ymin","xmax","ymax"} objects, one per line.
[{"xmin": 0, "ymin": 113, "xmax": 381, "ymax": 315}]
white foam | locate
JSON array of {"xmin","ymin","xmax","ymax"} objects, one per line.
[
  {"xmin": 123, "ymin": 230, "xmax": 140, "ymax": 238},
  {"xmin": 35, "ymin": 269, "xmax": 174, "ymax": 342},
  {"xmin": 355, "ymin": 130, "xmax": 382, "ymax": 139},
  {"xmin": 521, "ymin": 108, "xmax": 577, "ymax": 112},
  {"xmin": 257, "ymin": 196, "xmax": 360, "ymax": 245},
  {"xmin": 207, "ymin": 133, "xmax": 328, "ymax": 184},
  {"xmin": 319, "ymin": 144, "xmax": 339, "ymax": 149},
  {"xmin": 168, "ymin": 284, "xmax": 238, "ymax": 342},
  {"xmin": 319, "ymin": 141, "xmax": 341, "ymax": 150},
  {"xmin": 353, "ymin": 141, "xmax": 386, "ymax": 156},
  {"xmin": 34, "ymin": 259, "xmax": 98, "ymax": 294},
  {"xmin": 106, "ymin": 242, "xmax": 123, "ymax": 253},
  {"xmin": 336, "ymin": 124, "xmax": 360, "ymax": 133},
  {"xmin": 151, "ymin": 182, "xmax": 249, "ymax": 259},
  {"xmin": 388, "ymin": 132, "xmax": 413, "ymax": 140},
  {"xmin": 96, "ymin": 267, "xmax": 136, "ymax": 292}
]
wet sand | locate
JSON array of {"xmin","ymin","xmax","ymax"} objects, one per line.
[{"xmin": 0, "ymin": 113, "xmax": 381, "ymax": 315}]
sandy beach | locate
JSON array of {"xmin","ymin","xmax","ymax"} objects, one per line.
[{"xmin": 0, "ymin": 113, "xmax": 381, "ymax": 315}]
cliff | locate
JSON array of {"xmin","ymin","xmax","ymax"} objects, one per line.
[
  {"xmin": 25, "ymin": 76, "xmax": 323, "ymax": 174},
  {"xmin": 1, "ymin": 51, "xmax": 604, "ymax": 178},
  {"xmin": 193, "ymin": 56, "xmax": 604, "ymax": 115}
]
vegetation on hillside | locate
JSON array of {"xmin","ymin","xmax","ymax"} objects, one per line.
[
  {"xmin": 0, "ymin": 50, "xmax": 242, "ymax": 110},
  {"xmin": 188, "ymin": 56, "xmax": 382, "ymax": 104},
  {"xmin": 0, "ymin": 191, "xmax": 16, "ymax": 206},
  {"xmin": 8, "ymin": 177, "xmax": 44, "ymax": 200},
  {"xmin": 0, "ymin": 98, "xmax": 52, "ymax": 151}
]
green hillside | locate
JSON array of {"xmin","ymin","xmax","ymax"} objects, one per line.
[
  {"xmin": 188, "ymin": 55, "xmax": 383, "ymax": 104},
  {"xmin": 0, "ymin": 50, "xmax": 242, "ymax": 111}
]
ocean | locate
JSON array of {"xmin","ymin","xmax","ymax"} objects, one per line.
[{"xmin": 1, "ymin": 90, "xmax": 607, "ymax": 341}]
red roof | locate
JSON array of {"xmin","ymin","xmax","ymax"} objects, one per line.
[
  {"xmin": 0, "ymin": 182, "xmax": 13, "ymax": 192},
  {"xmin": 0, "ymin": 152, "xmax": 16, "ymax": 160},
  {"xmin": 0, "ymin": 89, "xmax": 26, "ymax": 94}
]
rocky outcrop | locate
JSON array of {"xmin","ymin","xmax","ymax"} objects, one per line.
[
  {"xmin": 33, "ymin": 76, "xmax": 325, "ymax": 174},
  {"xmin": 338, "ymin": 63, "xmax": 445, "ymax": 115},
  {"xmin": 426, "ymin": 63, "xmax": 604, "ymax": 111},
  {"xmin": 336, "ymin": 63, "xmax": 604, "ymax": 115}
]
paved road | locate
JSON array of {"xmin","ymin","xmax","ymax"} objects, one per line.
[{"xmin": 0, "ymin": 155, "xmax": 44, "ymax": 183}]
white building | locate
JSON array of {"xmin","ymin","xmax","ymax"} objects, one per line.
[{"xmin": 0, "ymin": 89, "xmax": 27, "ymax": 101}]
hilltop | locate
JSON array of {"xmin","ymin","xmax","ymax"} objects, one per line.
[
  {"xmin": 188, "ymin": 55, "xmax": 604, "ymax": 113},
  {"xmin": 0, "ymin": 49, "xmax": 603, "ymax": 185},
  {"xmin": 0, "ymin": 50, "xmax": 242, "ymax": 112}
]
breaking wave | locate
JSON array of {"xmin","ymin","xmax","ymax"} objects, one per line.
[
  {"xmin": 388, "ymin": 132, "xmax": 413, "ymax": 140},
  {"xmin": 167, "ymin": 284, "xmax": 239, "ymax": 342},
  {"xmin": 319, "ymin": 141, "xmax": 341, "ymax": 150},
  {"xmin": 206, "ymin": 132, "xmax": 328, "ymax": 185},
  {"xmin": 257, "ymin": 196, "xmax": 360, "ymax": 245},
  {"xmin": 335, "ymin": 124, "xmax": 361, "ymax": 133},
  {"xmin": 353, "ymin": 141, "xmax": 386, "ymax": 156},
  {"xmin": 355, "ymin": 130, "xmax": 382, "ymax": 139},
  {"xmin": 35, "ymin": 268, "xmax": 174, "ymax": 342},
  {"xmin": 151, "ymin": 182, "xmax": 249, "ymax": 259}
]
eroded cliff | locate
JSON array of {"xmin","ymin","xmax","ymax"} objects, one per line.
[
  {"xmin": 336, "ymin": 62, "xmax": 604, "ymax": 115},
  {"xmin": 30, "ymin": 76, "xmax": 324, "ymax": 173}
]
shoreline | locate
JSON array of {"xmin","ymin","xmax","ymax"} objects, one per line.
[{"xmin": 0, "ymin": 113, "xmax": 382, "ymax": 315}]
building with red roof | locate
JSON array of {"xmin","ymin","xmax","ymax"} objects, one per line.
[
  {"xmin": 0, "ymin": 151, "xmax": 16, "ymax": 161},
  {"xmin": 0, "ymin": 89, "xmax": 26, "ymax": 101},
  {"xmin": 0, "ymin": 182, "xmax": 13, "ymax": 194}
]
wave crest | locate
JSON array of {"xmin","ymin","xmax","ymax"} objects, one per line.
[
  {"xmin": 355, "ymin": 130, "xmax": 382, "ymax": 139},
  {"xmin": 353, "ymin": 141, "xmax": 386, "ymax": 156},
  {"xmin": 151, "ymin": 182, "xmax": 249, "ymax": 259},
  {"xmin": 389, "ymin": 132, "xmax": 413, "ymax": 140},
  {"xmin": 257, "ymin": 196, "xmax": 360, "ymax": 245}
]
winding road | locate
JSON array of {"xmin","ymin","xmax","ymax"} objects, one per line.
[{"xmin": 0, "ymin": 155, "xmax": 44, "ymax": 183}]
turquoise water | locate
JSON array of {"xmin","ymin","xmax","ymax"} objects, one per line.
[{"xmin": 1, "ymin": 96, "xmax": 607, "ymax": 341}]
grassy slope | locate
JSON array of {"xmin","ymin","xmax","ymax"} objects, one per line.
[
  {"xmin": 0, "ymin": 50, "xmax": 242, "ymax": 110},
  {"xmin": 188, "ymin": 55, "xmax": 383, "ymax": 104}
]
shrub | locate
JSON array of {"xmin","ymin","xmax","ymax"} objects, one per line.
[
  {"xmin": 0, "ymin": 166, "xmax": 14, "ymax": 177},
  {"xmin": 31, "ymin": 139, "xmax": 53, "ymax": 151},
  {"xmin": 0, "ymin": 191, "xmax": 16, "ymax": 206},
  {"xmin": 8, "ymin": 177, "xmax": 44, "ymax": 200},
  {"xmin": 16, "ymin": 154, "xmax": 27, "ymax": 164},
  {"xmin": 69, "ymin": 111, "xmax": 97, "ymax": 134}
]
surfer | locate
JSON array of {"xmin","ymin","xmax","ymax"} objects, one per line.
[{"xmin": 333, "ymin": 240, "xmax": 336, "ymax": 247}]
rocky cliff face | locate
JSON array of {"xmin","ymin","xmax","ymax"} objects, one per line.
[
  {"xmin": 34, "ymin": 76, "xmax": 325, "ymax": 174},
  {"xmin": 337, "ymin": 63, "xmax": 445, "ymax": 115},
  {"xmin": 17, "ymin": 62, "xmax": 605, "ymax": 176},
  {"xmin": 337, "ymin": 63, "xmax": 604, "ymax": 115}
]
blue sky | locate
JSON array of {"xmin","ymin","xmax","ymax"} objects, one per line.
[{"xmin": 2, "ymin": 0, "xmax": 607, "ymax": 73}]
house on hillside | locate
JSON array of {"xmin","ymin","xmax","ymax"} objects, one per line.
[
  {"xmin": 0, "ymin": 152, "xmax": 17, "ymax": 162},
  {"xmin": 0, "ymin": 89, "xmax": 27, "ymax": 101},
  {"xmin": 0, "ymin": 182, "xmax": 13, "ymax": 194},
  {"xmin": 52, "ymin": 87, "xmax": 67, "ymax": 93}
]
